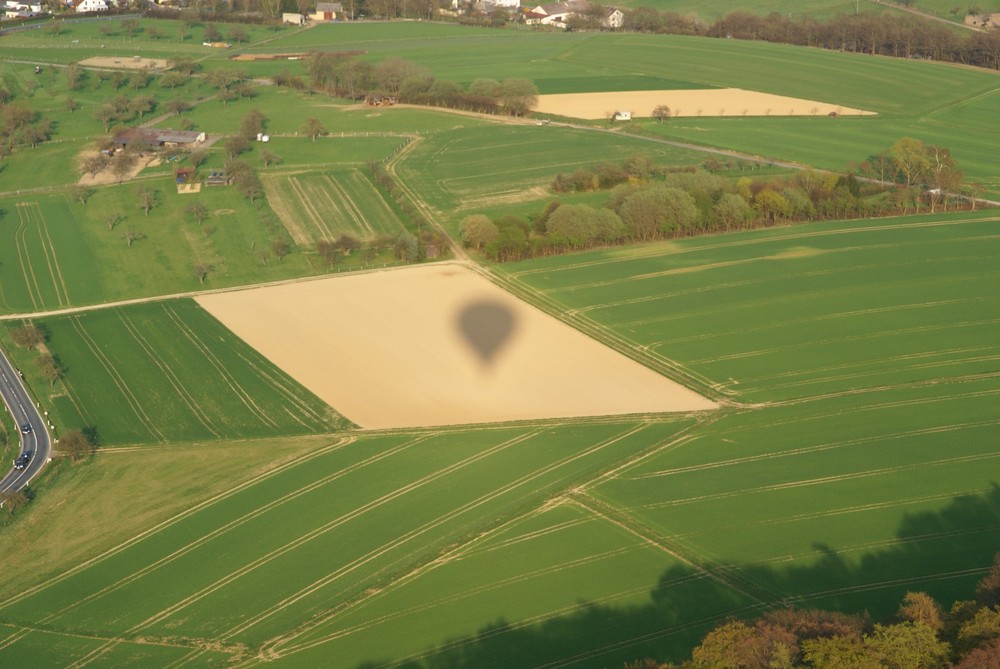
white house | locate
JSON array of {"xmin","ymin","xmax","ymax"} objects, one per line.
[
  {"xmin": 282, "ymin": 11, "xmax": 305, "ymax": 24},
  {"xmin": 75, "ymin": 0, "xmax": 108, "ymax": 11},
  {"xmin": 525, "ymin": 0, "xmax": 588, "ymax": 27},
  {"xmin": 602, "ymin": 7, "xmax": 623, "ymax": 28}
]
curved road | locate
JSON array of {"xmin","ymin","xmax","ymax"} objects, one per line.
[{"xmin": 0, "ymin": 345, "xmax": 50, "ymax": 495}]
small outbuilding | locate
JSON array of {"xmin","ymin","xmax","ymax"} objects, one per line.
[
  {"xmin": 205, "ymin": 170, "xmax": 232, "ymax": 186},
  {"xmin": 114, "ymin": 128, "xmax": 206, "ymax": 150},
  {"xmin": 282, "ymin": 12, "xmax": 305, "ymax": 24},
  {"xmin": 311, "ymin": 2, "xmax": 343, "ymax": 21}
]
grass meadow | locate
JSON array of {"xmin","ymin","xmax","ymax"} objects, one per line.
[
  {"xmin": 10, "ymin": 300, "xmax": 345, "ymax": 445},
  {"xmin": 263, "ymin": 168, "xmax": 405, "ymax": 244}
]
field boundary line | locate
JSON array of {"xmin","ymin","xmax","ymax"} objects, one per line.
[
  {"xmin": 161, "ymin": 304, "xmax": 277, "ymax": 430},
  {"xmin": 117, "ymin": 311, "xmax": 222, "ymax": 439},
  {"xmin": 485, "ymin": 266, "xmax": 729, "ymax": 401},
  {"xmin": 0, "ymin": 436, "xmax": 357, "ymax": 610},
  {"xmin": 229, "ymin": 348, "xmax": 331, "ymax": 427},
  {"xmin": 69, "ymin": 315, "xmax": 165, "ymax": 443}
]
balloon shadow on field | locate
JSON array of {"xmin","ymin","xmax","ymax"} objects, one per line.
[
  {"xmin": 355, "ymin": 484, "xmax": 1000, "ymax": 669},
  {"xmin": 455, "ymin": 300, "xmax": 517, "ymax": 370}
]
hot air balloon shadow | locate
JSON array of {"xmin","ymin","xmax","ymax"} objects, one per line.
[{"xmin": 456, "ymin": 300, "xmax": 517, "ymax": 371}]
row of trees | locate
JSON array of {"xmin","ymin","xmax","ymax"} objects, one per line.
[
  {"xmin": 636, "ymin": 552, "xmax": 1000, "ymax": 668},
  {"xmin": 304, "ymin": 53, "xmax": 539, "ymax": 115},
  {"xmin": 10, "ymin": 324, "xmax": 64, "ymax": 387},
  {"xmin": 623, "ymin": 9, "xmax": 1000, "ymax": 72},
  {"xmin": 463, "ymin": 142, "xmax": 966, "ymax": 261},
  {"xmin": 368, "ymin": 160, "xmax": 451, "ymax": 261}
]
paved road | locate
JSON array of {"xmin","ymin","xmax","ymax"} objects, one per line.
[{"xmin": 0, "ymin": 345, "xmax": 51, "ymax": 495}]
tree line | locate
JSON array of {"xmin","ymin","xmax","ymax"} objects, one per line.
[
  {"xmin": 621, "ymin": 8, "xmax": 1000, "ymax": 72},
  {"xmin": 626, "ymin": 550, "xmax": 1000, "ymax": 668},
  {"xmin": 298, "ymin": 53, "xmax": 538, "ymax": 116},
  {"xmin": 460, "ymin": 139, "xmax": 970, "ymax": 262}
]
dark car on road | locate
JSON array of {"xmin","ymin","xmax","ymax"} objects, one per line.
[
  {"xmin": 14, "ymin": 451, "xmax": 31, "ymax": 470},
  {"xmin": 20, "ymin": 423, "xmax": 31, "ymax": 434}
]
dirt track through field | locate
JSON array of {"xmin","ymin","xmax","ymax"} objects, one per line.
[
  {"xmin": 536, "ymin": 88, "xmax": 875, "ymax": 119},
  {"xmin": 197, "ymin": 264, "xmax": 716, "ymax": 428}
]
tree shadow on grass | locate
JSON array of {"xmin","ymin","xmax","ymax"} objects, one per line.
[{"xmin": 356, "ymin": 485, "xmax": 1000, "ymax": 669}]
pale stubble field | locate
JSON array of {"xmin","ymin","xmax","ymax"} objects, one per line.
[{"xmin": 197, "ymin": 264, "xmax": 717, "ymax": 428}]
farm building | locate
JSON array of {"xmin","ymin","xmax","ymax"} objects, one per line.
[
  {"xmin": 525, "ymin": 0, "xmax": 622, "ymax": 28},
  {"xmin": 455, "ymin": 0, "xmax": 519, "ymax": 8},
  {"xmin": 75, "ymin": 0, "xmax": 107, "ymax": 11},
  {"xmin": 366, "ymin": 94, "xmax": 398, "ymax": 106},
  {"xmin": 205, "ymin": 170, "xmax": 232, "ymax": 186},
  {"xmin": 113, "ymin": 128, "xmax": 206, "ymax": 150},
  {"xmin": 602, "ymin": 7, "xmax": 624, "ymax": 28},
  {"xmin": 310, "ymin": 2, "xmax": 343, "ymax": 21},
  {"xmin": 611, "ymin": 110, "xmax": 631, "ymax": 121},
  {"xmin": 2, "ymin": 0, "xmax": 42, "ymax": 10},
  {"xmin": 282, "ymin": 11, "xmax": 305, "ymax": 24},
  {"xmin": 525, "ymin": 0, "xmax": 584, "ymax": 27}
]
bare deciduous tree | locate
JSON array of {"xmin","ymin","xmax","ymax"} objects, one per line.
[
  {"xmin": 194, "ymin": 263, "xmax": 214, "ymax": 284},
  {"xmin": 124, "ymin": 230, "xmax": 145, "ymax": 248}
]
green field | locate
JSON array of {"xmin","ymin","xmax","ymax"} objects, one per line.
[
  {"xmin": 397, "ymin": 124, "xmax": 712, "ymax": 229},
  {"xmin": 263, "ymin": 168, "xmax": 405, "ymax": 243},
  {"xmin": 0, "ymin": 418, "xmax": 718, "ymax": 667},
  {"xmin": 21, "ymin": 300, "xmax": 346, "ymax": 444},
  {"xmin": 0, "ymin": 16, "xmax": 999, "ymax": 669},
  {"xmin": 2, "ymin": 211, "xmax": 997, "ymax": 667}
]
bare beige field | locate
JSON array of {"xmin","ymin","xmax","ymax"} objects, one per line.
[
  {"xmin": 196, "ymin": 264, "xmax": 716, "ymax": 429},
  {"xmin": 78, "ymin": 56, "xmax": 169, "ymax": 70},
  {"xmin": 536, "ymin": 88, "xmax": 874, "ymax": 119}
]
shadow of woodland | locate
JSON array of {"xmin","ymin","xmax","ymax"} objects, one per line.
[{"xmin": 357, "ymin": 484, "xmax": 1000, "ymax": 669}]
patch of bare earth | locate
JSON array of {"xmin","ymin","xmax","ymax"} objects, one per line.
[
  {"xmin": 196, "ymin": 264, "xmax": 717, "ymax": 429},
  {"xmin": 535, "ymin": 88, "xmax": 875, "ymax": 119},
  {"xmin": 76, "ymin": 150, "xmax": 160, "ymax": 187},
  {"xmin": 78, "ymin": 56, "xmax": 169, "ymax": 70}
]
